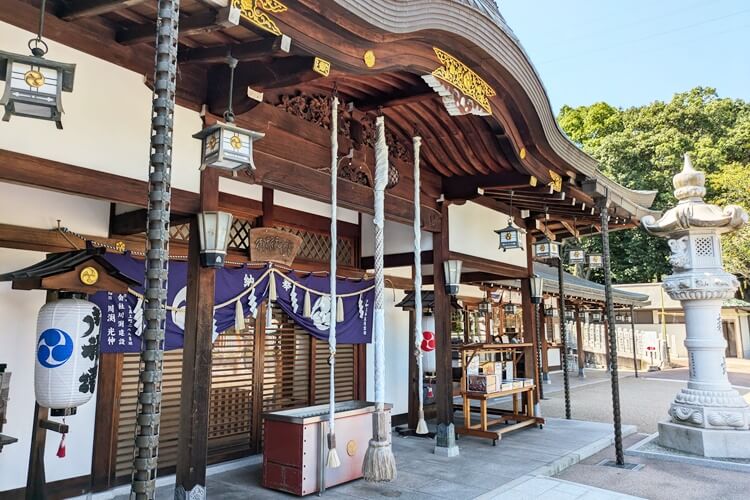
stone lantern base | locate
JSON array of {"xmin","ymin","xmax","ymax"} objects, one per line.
[{"xmin": 659, "ymin": 420, "xmax": 750, "ymax": 459}]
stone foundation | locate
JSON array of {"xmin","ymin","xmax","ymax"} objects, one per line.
[{"xmin": 658, "ymin": 420, "xmax": 750, "ymax": 459}]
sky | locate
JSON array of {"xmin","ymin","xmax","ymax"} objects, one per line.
[{"xmin": 500, "ymin": 0, "xmax": 750, "ymax": 113}]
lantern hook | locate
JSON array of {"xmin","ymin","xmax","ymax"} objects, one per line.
[
  {"xmin": 508, "ymin": 190, "xmax": 515, "ymax": 225},
  {"xmin": 223, "ymin": 55, "xmax": 239, "ymax": 123},
  {"xmin": 28, "ymin": 0, "xmax": 49, "ymax": 57}
]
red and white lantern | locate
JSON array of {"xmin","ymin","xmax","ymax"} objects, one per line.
[{"xmin": 35, "ymin": 297, "xmax": 101, "ymax": 415}]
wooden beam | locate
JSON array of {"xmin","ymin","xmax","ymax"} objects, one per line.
[
  {"xmin": 179, "ymin": 35, "xmax": 292, "ymax": 64},
  {"xmin": 57, "ymin": 0, "xmax": 148, "ymax": 21},
  {"xmin": 360, "ymin": 250, "xmax": 434, "ymax": 270},
  {"xmin": 0, "ymin": 149, "xmax": 263, "ymax": 218},
  {"xmin": 442, "ymin": 171, "xmax": 534, "ymax": 201},
  {"xmin": 118, "ymin": 7, "xmax": 241, "ymax": 46},
  {"xmin": 448, "ymin": 251, "xmax": 528, "ymax": 279},
  {"xmin": 109, "ymin": 209, "xmax": 191, "ymax": 236},
  {"xmin": 207, "ymin": 57, "xmax": 323, "ymax": 116}
]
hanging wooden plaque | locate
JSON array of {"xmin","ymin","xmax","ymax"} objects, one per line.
[{"xmin": 249, "ymin": 227, "xmax": 302, "ymax": 266}]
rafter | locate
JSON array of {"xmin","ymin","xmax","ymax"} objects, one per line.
[
  {"xmin": 57, "ymin": 0, "xmax": 148, "ymax": 21},
  {"xmin": 179, "ymin": 35, "xmax": 292, "ymax": 64},
  {"xmin": 117, "ymin": 7, "xmax": 241, "ymax": 46}
]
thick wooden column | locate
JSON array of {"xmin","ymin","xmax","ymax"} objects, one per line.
[
  {"xmin": 175, "ymin": 168, "xmax": 219, "ymax": 497},
  {"xmin": 520, "ymin": 278, "xmax": 536, "ymax": 380},
  {"xmin": 540, "ymin": 303, "xmax": 550, "ymax": 383},
  {"xmin": 407, "ymin": 309, "xmax": 418, "ymax": 429},
  {"xmin": 433, "ymin": 202, "xmax": 457, "ymax": 455},
  {"xmin": 91, "ymin": 353, "xmax": 124, "ymax": 491},
  {"xmin": 575, "ymin": 306, "xmax": 585, "ymax": 378}
]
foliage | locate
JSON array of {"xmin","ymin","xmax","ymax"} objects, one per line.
[{"xmin": 558, "ymin": 88, "xmax": 750, "ymax": 283}]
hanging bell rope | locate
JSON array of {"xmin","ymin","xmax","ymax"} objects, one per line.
[
  {"xmin": 363, "ymin": 115, "xmax": 397, "ymax": 482},
  {"xmin": 326, "ymin": 94, "xmax": 341, "ymax": 469},
  {"xmin": 412, "ymin": 135, "xmax": 429, "ymax": 435}
]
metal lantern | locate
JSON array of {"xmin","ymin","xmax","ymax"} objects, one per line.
[
  {"xmin": 590, "ymin": 310, "xmax": 603, "ymax": 323},
  {"xmin": 495, "ymin": 221, "xmax": 522, "ymax": 252},
  {"xmin": 193, "ymin": 121, "xmax": 265, "ymax": 175},
  {"xmin": 443, "ymin": 259, "xmax": 462, "ymax": 296},
  {"xmin": 587, "ymin": 253, "xmax": 603, "ymax": 269},
  {"xmin": 0, "ymin": 49, "xmax": 75, "ymax": 129},
  {"xmin": 545, "ymin": 306, "xmax": 558, "ymax": 317},
  {"xmin": 533, "ymin": 238, "xmax": 561, "ymax": 260},
  {"xmin": 568, "ymin": 248, "xmax": 586, "ymax": 265},
  {"xmin": 564, "ymin": 309, "xmax": 575, "ymax": 321},
  {"xmin": 530, "ymin": 275, "xmax": 544, "ymax": 305},
  {"xmin": 35, "ymin": 295, "xmax": 101, "ymax": 416},
  {"xmin": 477, "ymin": 298, "xmax": 491, "ymax": 316},
  {"xmin": 197, "ymin": 211, "xmax": 234, "ymax": 268},
  {"xmin": 503, "ymin": 303, "xmax": 517, "ymax": 315}
]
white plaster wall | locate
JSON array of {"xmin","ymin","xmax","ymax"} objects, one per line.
[
  {"xmin": 360, "ymin": 215, "xmax": 432, "ymax": 257},
  {"xmin": 0, "ymin": 181, "xmax": 110, "ymax": 236},
  {"xmin": 218, "ymin": 177, "xmax": 263, "ymax": 200},
  {"xmin": 0, "ymin": 248, "xmax": 99, "ymax": 492},
  {"xmin": 0, "ymin": 21, "xmax": 203, "ymax": 193},
  {"xmin": 274, "ymin": 191, "xmax": 359, "ymax": 225},
  {"xmin": 366, "ymin": 267, "xmax": 410, "ymax": 417},
  {"xmin": 448, "ymin": 202, "xmax": 527, "ymax": 268}
]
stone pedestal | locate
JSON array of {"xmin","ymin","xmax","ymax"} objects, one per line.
[
  {"xmin": 642, "ymin": 154, "xmax": 749, "ymax": 459},
  {"xmin": 434, "ymin": 422, "xmax": 459, "ymax": 457},
  {"xmin": 658, "ymin": 420, "xmax": 750, "ymax": 458}
]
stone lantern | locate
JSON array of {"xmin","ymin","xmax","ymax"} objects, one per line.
[{"xmin": 642, "ymin": 154, "xmax": 749, "ymax": 458}]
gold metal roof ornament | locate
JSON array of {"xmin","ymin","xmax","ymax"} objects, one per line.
[
  {"xmin": 424, "ymin": 47, "xmax": 495, "ymax": 115},
  {"xmin": 548, "ymin": 170, "xmax": 563, "ymax": 193},
  {"xmin": 642, "ymin": 154, "xmax": 747, "ymax": 236},
  {"xmin": 236, "ymin": 0, "xmax": 287, "ymax": 36}
]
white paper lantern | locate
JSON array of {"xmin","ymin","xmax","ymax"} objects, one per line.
[{"xmin": 35, "ymin": 297, "xmax": 101, "ymax": 415}]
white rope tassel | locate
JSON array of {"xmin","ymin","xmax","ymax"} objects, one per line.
[
  {"xmin": 326, "ymin": 95, "xmax": 341, "ymax": 469},
  {"xmin": 412, "ymin": 135, "xmax": 428, "ymax": 435},
  {"xmin": 235, "ymin": 299, "xmax": 245, "ymax": 332},
  {"xmin": 363, "ymin": 115, "xmax": 397, "ymax": 482}
]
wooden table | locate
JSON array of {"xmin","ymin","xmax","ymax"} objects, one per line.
[{"xmin": 455, "ymin": 343, "xmax": 545, "ymax": 445}]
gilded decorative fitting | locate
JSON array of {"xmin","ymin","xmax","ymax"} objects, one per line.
[
  {"xmin": 673, "ymin": 154, "xmax": 706, "ymax": 201},
  {"xmin": 548, "ymin": 170, "xmax": 562, "ymax": 193},
  {"xmin": 430, "ymin": 47, "xmax": 495, "ymax": 115},
  {"xmin": 235, "ymin": 0, "xmax": 287, "ymax": 36},
  {"xmin": 363, "ymin": 50, "xmax": 376, "ymax": 68},
  {"xmin": 312, "ymin": 57, "xmax": 330, "ymax": 76}
]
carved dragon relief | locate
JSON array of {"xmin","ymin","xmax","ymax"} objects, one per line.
[{"xmin": 275, "ymin": 93, "xmax": 408, "ymax": 188}]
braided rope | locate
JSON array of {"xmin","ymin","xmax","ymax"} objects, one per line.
[
  {"xmin": 412, "ymin": 136, "xmax": 426, "ymax": 418},
  {"xmin": 328, "ymin": 96, "xmax": 339, "ymax": 437},
  {"xmin": 373, "ymin": 116, "xmax": 388, "ymax": 408}
]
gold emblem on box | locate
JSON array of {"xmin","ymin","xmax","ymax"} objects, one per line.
[
  {"xmin": 313, "ymin": 57, "xmax": 331, "ymax": 77},
  {"xmin": 346, "ymin": 440, "xmax": 357, "ymax": 456}
]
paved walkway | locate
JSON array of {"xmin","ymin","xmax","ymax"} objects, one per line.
[
  {"xmin": 478, "ymin": 476, "xmax": 643, "ymax": 500},
  {"xmin": 100, "ymin": 418, "xmax": 636, "ymax": 500}
]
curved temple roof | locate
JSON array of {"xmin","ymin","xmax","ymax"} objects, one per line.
[{"xmin": 335, "ymin": 0, "xmax": 659, "ymax": 221}]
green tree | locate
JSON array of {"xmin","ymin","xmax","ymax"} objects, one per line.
[{"xmin": 558, "ymin": 88, "xmax": 750, "ymax": 283}]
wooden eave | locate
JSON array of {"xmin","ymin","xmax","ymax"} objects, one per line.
[{"xmin": 2, "ymin": 0, "xmax": 657, "ymax": 239}]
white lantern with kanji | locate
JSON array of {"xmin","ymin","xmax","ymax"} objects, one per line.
[{"xmin": 35, "ymin": 296, "xmax": 101, "ymax": 416}]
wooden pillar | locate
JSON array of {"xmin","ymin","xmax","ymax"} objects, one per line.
[
  {"xmin": 433, "ymin": 202, "xmax": 457, "ymax": 455},
  {"xmin": 520, "ymin": 278, "xmax": 536, "ymax": 381},
  {"xmin": 260, "ymin": 187, "xmax": 274, "ymax": 227},
  {"xmin": 91, "ymin": 353, "xmax": 124, "ymax": 491},
  {"xmin": 407, "ymin": 308, "xmax": 419, "ymax": 430},
  {"xmin": 603, "ymin": 311, "xmax": 611, "ymax": 372},
  {"xmin": 175, "ymin": 168, "xmax": 219, "ymax": 497},
  {"xmin": 540, "ymin": 303, "xmax": 550, "ymax": 382},
  {"xmin": 575, "ymin": 306, "xmax": 585, "ymax": 378}
]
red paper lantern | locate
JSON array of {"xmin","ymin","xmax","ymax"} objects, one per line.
[{"xmin": 421, "ymin": 331, "xmax": 436, "ymax": 352}]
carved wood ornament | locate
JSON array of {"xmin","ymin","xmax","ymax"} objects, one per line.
[{"xmin": 275, "ymin": 93, "xmax": 407, "ymax": 188}]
